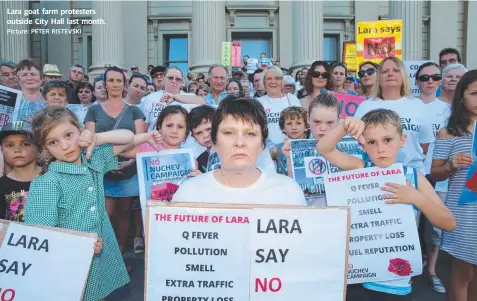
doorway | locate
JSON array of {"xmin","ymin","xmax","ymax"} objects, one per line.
[{"xmin": 232, "ymin": 32, "xmax": 273, "ymax": 61}]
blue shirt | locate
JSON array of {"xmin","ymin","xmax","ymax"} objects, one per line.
[{"xmin": 205, "ymin": 91, "xmax": 228, "ymax": 105}]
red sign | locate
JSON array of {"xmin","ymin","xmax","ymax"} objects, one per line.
[
  {"xmin": 364, "ymin": 37, "xmax": 396, "ymax": 59},
  {"xmin": 231, "ymin": 42, "xmax": 242, "ymax": 67}
]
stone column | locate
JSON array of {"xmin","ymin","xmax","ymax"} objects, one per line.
[
  {"xmin": 0, "ymin": 0, "xmax": 30, "ymax": 63},
  {"xmin": 88, "ymin": 1, "xmax": 124, "ymax": 78},
  {"xmin": 190, "ymin": 1, "xmax": 226, "ymax": 73},
  {"xmin": 465, "ymin": 1, "xmax": 477, "ymax": 69},
  {"xmin": 389, "ymin": 0, "xmax": 422, "ymax": 61},
  {"xmin": 291, "ymin": 0, "xmax": 324, "ymax": 70}
]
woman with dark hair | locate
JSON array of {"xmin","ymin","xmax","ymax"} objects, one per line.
[
  {"xmin": 75, "ymin": 81, "xmax": 94, "ymax": 106},
  {"xmin": 84, "ymin": 66, "xmax": 146, "ymax": 272},
  {"xmin": 358, "ymin": 61, "xmax": 378, "ymax": 98},
  {"xmin": 124, "ymin": 73, "xmax": 148, "ymax": 111},
  {"xmin": 431, "ymin": 70, "xmax": 477, "ymax": 301},
  {"xmin": 173, "ymin": 95, "xmax": 306, "ymax": 205},
  {"xmin": 328, "ymin": 62, "xmax": 359, "ymax": 95},
  {"xmin": 299, "ymin": 61, "xmax": 330, "ymax": 111},
  {"xmin": 225, "ymin": 79, "xmax": 244, "ymax": 97},
  {"xmin": 93, "ymin": 78, "xmax": 107, "ymax": 103}
]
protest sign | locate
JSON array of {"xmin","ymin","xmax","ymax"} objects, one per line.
[
  {"xmin": 231, "ymin": 42, "xmax": 242, "ymax": 67},
  {"xmin": 328, "ymin": 91, "xmax": 366, "ymax": 119},
  {"xmin": 403, "ymin": 60, "xmax": 433, "ymax": 97},
  {"xmin": 222, "ymin": 42, "xmax": 232, "ymax": 72},
  {"xmin": 0, "ymin": 220, "xmax": 96, "ymax": 301},
  {"xmin": 356, "ymin": 20, "xmax": 403, "ymax": 70},
  {"xmin": 324, "ymin": 164, "xmax": 423, "ymax": 284},
  {"xmin": 207, "ymin": 147, "xmax": 277, "ymax": 174},
  {"xmin": 458, "ymin": 120, "xmax": 477, "ymax": 205},
  {"xmin": 342, "ymin": 42, "xmax": 357, "ymax": 72},
  {"xmin": 137, "ymin": 150, "xmax": 195, "ymax": 221},
  {"xmin": 145, "ymin": 203, "xmax": 350, "ymax": 301},
  {"xmin": 290, "ymin": 138, "xmax": 364, "ymax": 205},
  {"xmin": 0, "ymin": 85, "xmax": 22, "ymax": 130}
]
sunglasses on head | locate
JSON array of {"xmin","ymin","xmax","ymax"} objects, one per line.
[
  {"xmin": 358, "ymin": 68, "xmax": 376, "ymax": 78},
  {"xmin": 417, "ymin": 74, "xmax": 442, "ymax": 82},
  {"xmin": 311, "ymin": 71, "xmax": 330, "ymax": 79}
]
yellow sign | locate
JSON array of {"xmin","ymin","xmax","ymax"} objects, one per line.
[
  {"xmin": 221, "ymin": 42, "xmax": 232, "ymax": 70},
  {"xmin": 342, "ymin": 42, "xmax": 357, "ymax": 72},
  {"xmin": 356, "ymin": 19, "xmax": 403, "ymax": 71}
]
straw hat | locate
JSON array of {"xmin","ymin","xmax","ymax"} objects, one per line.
[{"xmin": 42, "ymin": 64, "xmax": 62, "ymax": 77}]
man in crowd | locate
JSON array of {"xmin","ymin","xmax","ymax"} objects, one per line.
[
  {"xmin": 0, "ymin": 60, "xmax": 18, "ymax": 89},
  {"xmin": 253, "ymin": 69, "xmax": 266, "ymax": 98},
  {"xmin": 204, "ymin": 65, "xmax": 228, "ymax": 105},
  {"xmin": 131, "ymin": 65, "xmax": 139, "ymax": 73},
  {"xmin": 243, "ymin": 55, "xmax": 258, "ymax": 82},
  {"xmin": 66, "ymin": 64, "xmax": 85, "ymax": 104},
  {"xmin": 42, "ymin": 64, "xmax": 62, "ymax": 83},
  {"xmin": 439, "ymin": 48, "xmax": 462, "ymax": 69}
]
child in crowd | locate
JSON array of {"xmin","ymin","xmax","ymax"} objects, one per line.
[
  {"xmin": 24, "ymin": 105, "xmax": 160, "ymax": 301},
  {"xmin": 188, "ymin": 105, "xmax": 216, "ymax": 173},
  {"xmin": 317, "ymin": 109, "xmax": 456, "ymax": 301},
  {"xmin": 431, "ymin": 70, "xmax": 477, "ymax": 301},
  {"xmin": 270, "ymin": 106, "xmax": 309, "ymax": 175},
  {"xmin": 0, "ymin": 121, "xmax": 41, "ymax": 222}
]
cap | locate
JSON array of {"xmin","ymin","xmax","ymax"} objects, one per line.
[
  {"xmin": 131, "ymin": 65, "xmax": 138, "ymax": 69},
  {"xmin": 0, "ymin": 121, "xmax": 33, "ymax": 142},
  {"xmin": 42, "ymin": 64, "xmax": 62, "ymax": 77},
  {"xmin": 346, "ymin": 74, "xmax": 354, "ymax": 80},
  {"xmin": 283, "ymin": 75, "xmax": 296, "ymax": 85},
  {"xmin": 150, "ymin": 66, "xmax": 166, "ymax": 77}
]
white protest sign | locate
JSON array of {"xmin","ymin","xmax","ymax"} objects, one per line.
[
  {"xmin": 145, "ymin": 203, "xmax": 350, "ymax": 301},
  {"xmin": 403, "ymin": 60, "xmax": 433, "ymax": 97},
  {"xmin": 0, "ymin": 220, "xmax": 96, "ymax": 301},
  {"xmin": 0, "ymin": 85, "xmax": 22, "ymax": 130},
  {"xmin": 324, "ymin": 163, "xmax": 422, "ymax": 284}
]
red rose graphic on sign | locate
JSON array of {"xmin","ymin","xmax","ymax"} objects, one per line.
[
  {"xmin": 150, "ymin": 182, "xmax": 179, "ymax": 202},
  {"xmin": 388, "ymin": 258, "xmax": 413, "ymax": 277}
]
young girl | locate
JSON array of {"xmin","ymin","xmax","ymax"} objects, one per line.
[
  {"xmin": 282, "ymin": 93, "xmax": 341, "ymax": 205},
  {"xmin": 24, "ymin": 105, "xmax": 160, "ymax": 301},
  {"xmin": 431, "ymin": 70, "xmax": 477, "ymax": 301}
]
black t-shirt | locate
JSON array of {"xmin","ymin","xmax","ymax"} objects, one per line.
[
  {"xmin": 0, "ymin": 176, "xmax": 31, "ymax": 222},
  {"xmin": 197, "ymin": 150, "xmax": 210, "ymax": 173}
]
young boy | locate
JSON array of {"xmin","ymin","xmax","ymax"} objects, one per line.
[
  {"xmin": 0, "ymin": 121, "xmax": 41, "ymax": 222},
  {"xmin": 270, "ymin": 106, "xmax": 309, "ymax": 175},
  {"xmin": 317, "ymin": 109, "xmax": 455, "ymax": 300},
  {"xmin": 188, "ymin": 105, "xmax": 216, "ymax": 173}
]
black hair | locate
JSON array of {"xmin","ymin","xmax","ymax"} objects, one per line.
[
  {"xmin": 129, "ymin": 72, "xmax": 148, "ymax": 86},
  {"xmin": 415, "ymin": 62, "xmax": 441, "ymax": 79},
  {"xmin": 42, "ymin": 80, "xmax": 69, "ymax": 98},
  {"xmin": 71, "ymin": 64, "xmax": 85, "ymax": 72},
  {"xmin": 225, "ymin": 79, "xmax": 244, "ymax": 97},
  {"xmin": 188, "ymin": 105, "xmax": 216, "ymax": 133},
  {"xmin": 327, "ymin": 62, "xmax": 348, "ymax": 90},
  {"xmin": 358, "ymin": 61, "xmax": 379, "ymax": 71},
  {"xmin": 446, "ymin": 70, "xmax": 477, "ymax": 136},
  {"xmin": 253, "ymin": 69, "xmax": 264, "ymax": 78},
  {"xmin": 155, "ymin": 105, "xmax": 190, "ymax": 137},
  {"xmin": 75, "ymin": 81, "xmax": 94, "ymax": 102},
  {"xmin": 211, "ymin": 95, "xmax": 268, "ymax": 147},
  {"xmin": 243, "ymin": 55, "xmax": 249, "ymax": 58},
  {"xmin": 439, "ymin": 48, "xmax": 462, "ymax": 65},
  {"xmin": 150, "ymin": 65, "xmax": 166, "ymax": 77},
  {"xmin": 304, "ymin": 61, "xmax": 330, "ymax": 95}
]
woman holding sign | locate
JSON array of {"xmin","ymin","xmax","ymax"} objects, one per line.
[{"xmin": 173, "ymin": 96, "xmax": 306, "ymax": 205}]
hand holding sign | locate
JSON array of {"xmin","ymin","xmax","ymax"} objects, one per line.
[
  {"xmin": 282, "ymin": 138, "xmax": 291, "ymax": 158},
  {"xmin": 381, "ymin": 180, "xmax": 421, "ymax": 205},
  {"xmin": 79, "ymin": 129, "xmax": 97, "ymax": 160},
  {"xmin": 94, "ymin": 238, "xmax": 103, "ymax": 255}
]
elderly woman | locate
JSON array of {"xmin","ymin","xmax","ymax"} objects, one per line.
[
  {"xmin": 439, "ymin": 64, "xmax": 467, "ymax": 104},
  {"xmin": 358, "ymin": 61, "xmax": 378, "ymax": 98},
  {"xmin": 283, "ymin": 75, "xmax": 296, "ymax": 95},
  {"xmin": 173, "ymin": 96, "xmax": 306, "ymax": 205},
  {"xmin": 299, "ymin": 61, "xmax": 329, "ymax": 111},
  {"xmin": 240, "ymin": 79, "xmax": 253, "ymax": 97},
  {"xmin": 14, "ymin": 59, "xmax": 47, "ymax": 122},
  {"xmin": 257, "ymin": 66, "xmax": 301, "ymax": 146},
  {"xmin": 85, "ymin": 66, "xmax": 146, "ymax": 272},
  {"xmin": 328, "ymin": 62, "xmax": 359, "ymax": 95},
  {"xmin": 354, "ymin": 56, "xmax": 434, "ymax": 174}
]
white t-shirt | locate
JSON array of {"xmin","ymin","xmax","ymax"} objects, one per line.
[
  {"xmin": 424, "ymin": 99, "xmax": 451, "ymax": 192},
  {"xmin": 354, "ymin": 97, "xmax": 434, "ymax": 173},
  {"xmin": 246, "ymin": 58, "xmax": 259, "ymax": 74},
  {"xmin": 142, "ymin": 90, "xmax": 195, "ymax": 132},
  {"xmin": 173, "ymin": 170, "xmax": 307, "ymax": 205},
  {"xmin": 258, "ymin": 93, "xmax": 301, "ymax": 146}
]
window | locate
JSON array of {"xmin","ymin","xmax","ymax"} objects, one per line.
[
  {"xmin": 324, "ymin": 34, "xmax": 339, "ymax": 63},
  {"xmin": 164, "ymin": 35, "xmax": 188, "ymax": 75}
]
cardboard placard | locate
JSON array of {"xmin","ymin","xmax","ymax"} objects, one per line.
[
  {"xmin": 0, "ymin": 220, "xmax": 96, "ymax": 301},
  {"xmin": 144, "ymin": 203, "xmax": 350, "ymax": 301},
  {"xmin": 324, "ymin": 164, "xmax": 423, "ymax": 284},
  {"xmin": 328, "ymin": 91, "xmax": 366, "ymax": 119},
  {"xmin": 0, "ymin": 85, "xmax": 22, "ymax": 130}
]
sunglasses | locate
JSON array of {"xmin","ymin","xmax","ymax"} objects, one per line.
[
  {"xmin": 166, "ymin": 76, "xmax": 183, "ymax": 83},
  {"xmin": 311, "ymin": 71, "xmax": 330, "ymax": 79},
  {"xmin": 417, "ymin": 74, "xmax": 442, "ymax": 82},
  {"xmin": 358, "ymin": 68, "xmax": 376, "ymax": 78}
]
